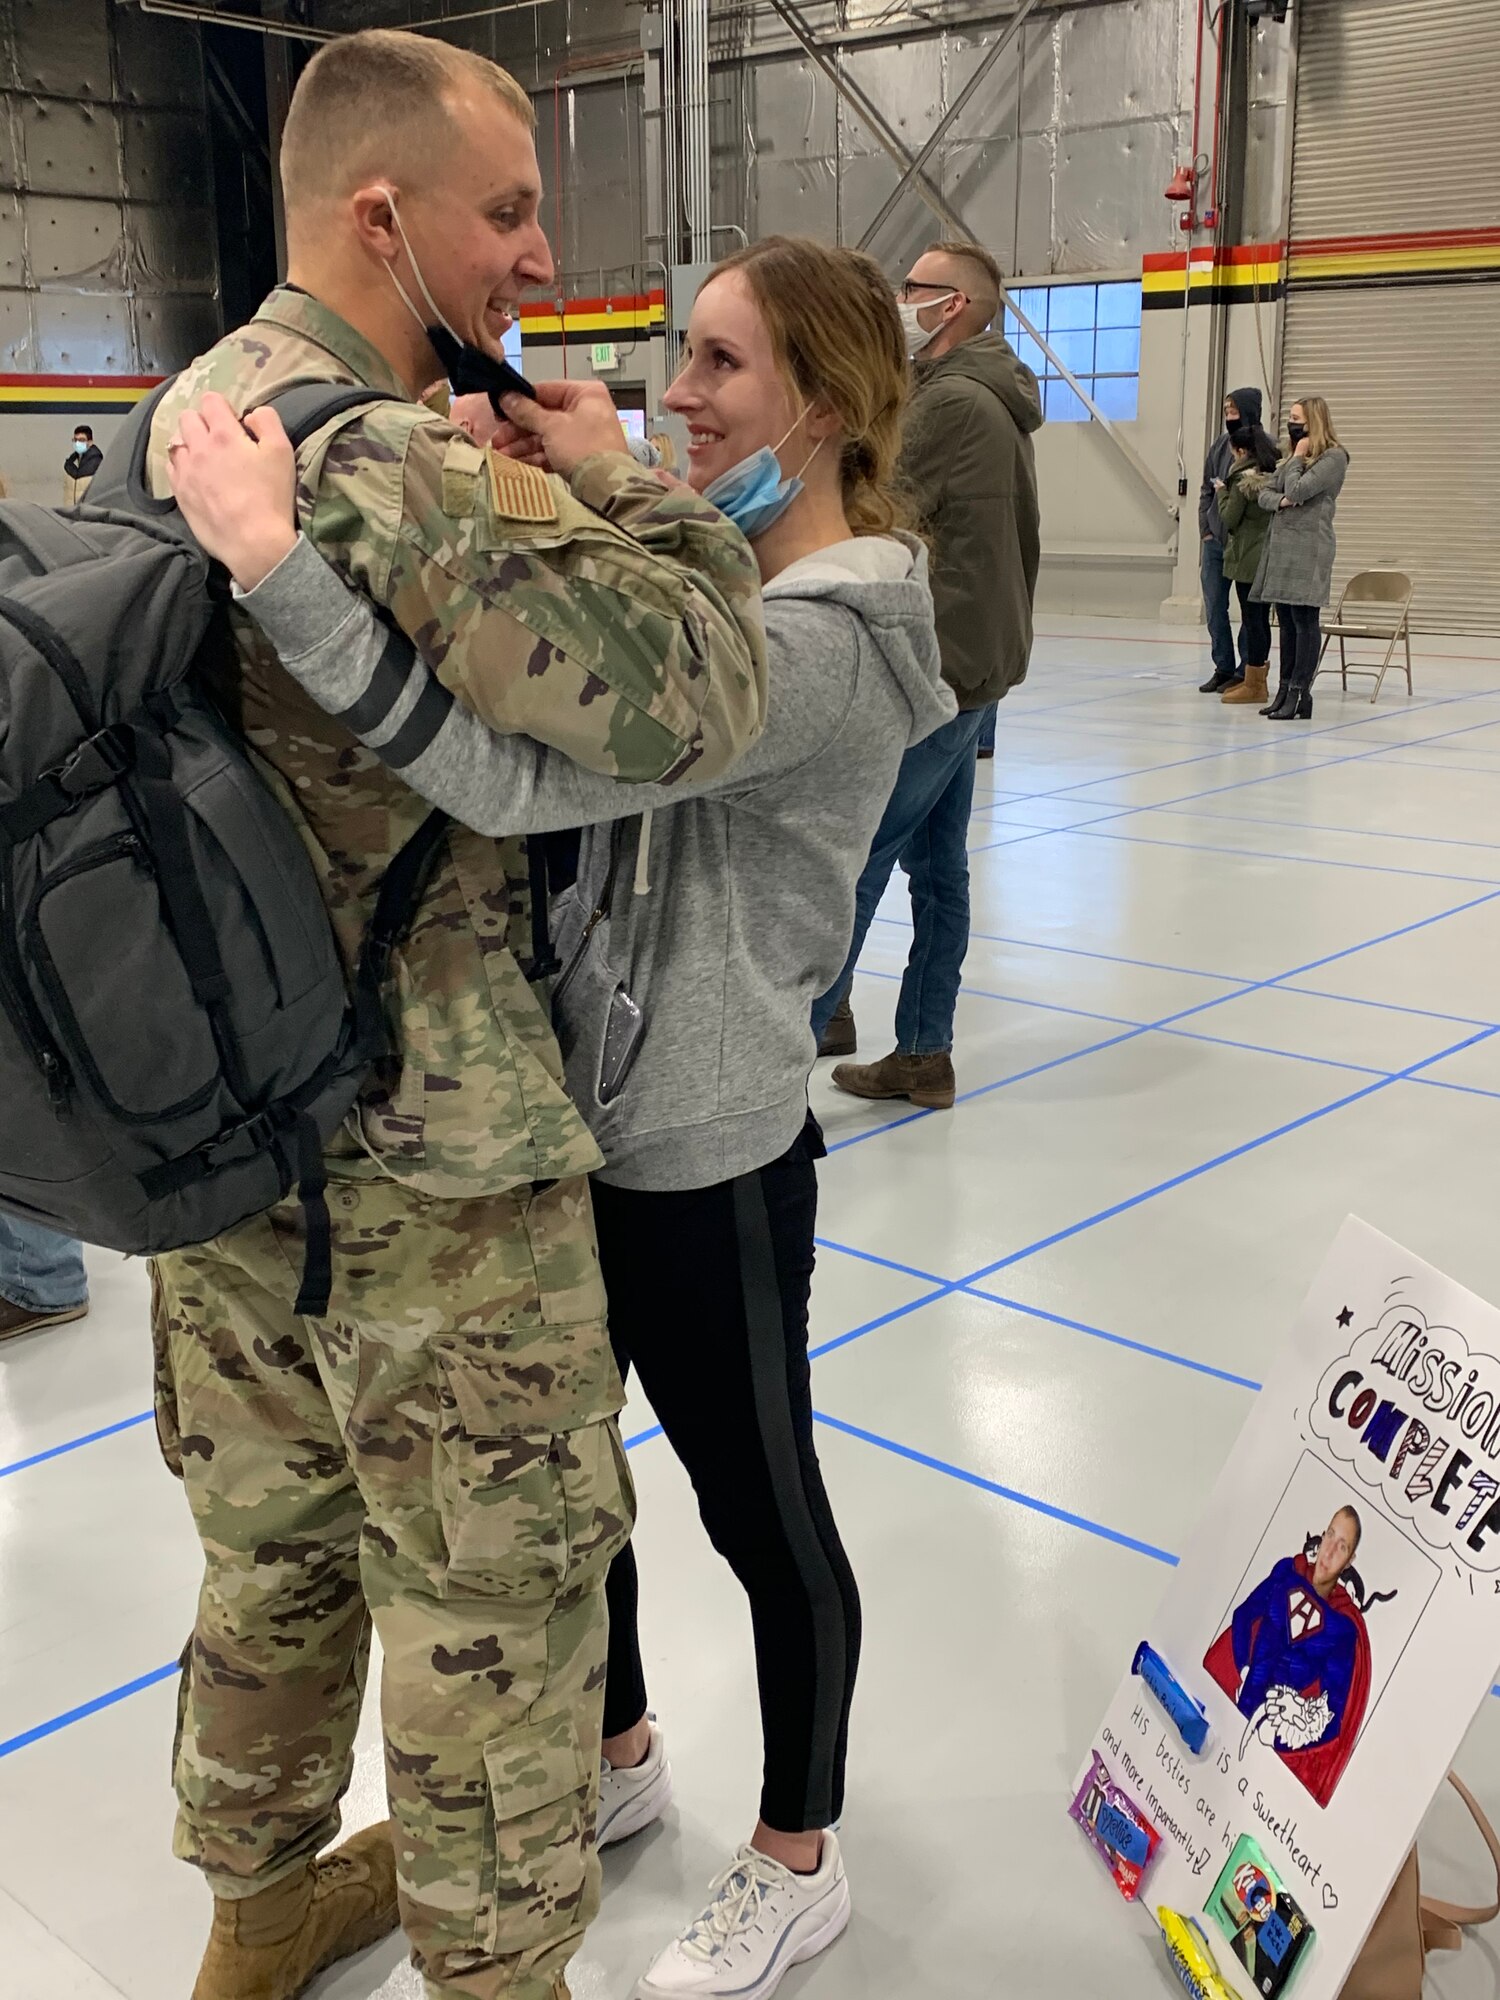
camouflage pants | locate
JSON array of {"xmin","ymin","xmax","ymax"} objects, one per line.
[{"xmin": 150, "ymin": 1172, "xmax": 634, "ymax": 2000}]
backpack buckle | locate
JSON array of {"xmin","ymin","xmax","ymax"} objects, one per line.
[{"xmin": 56, "ymin": 724, "xmax": 135, "ymax": 800}]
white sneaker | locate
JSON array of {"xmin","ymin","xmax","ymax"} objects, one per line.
[
  {"xmin": 634, "ymin": 1832, "xmax": 851, "ymax": 1998},
  {"xmin": 598, "ymin": 1722, "xmax": 674, "ymax": 1848}
]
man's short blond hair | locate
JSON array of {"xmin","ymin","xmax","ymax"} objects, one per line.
[
  {"xmin": 926, "ymin": 240, "xmax": 1004, "ymax": 329},
  {"xmin": 280, "ymin": 29, "xmax": 535, "ymax": 213}
]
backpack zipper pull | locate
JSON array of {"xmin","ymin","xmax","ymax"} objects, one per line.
[{"xmin": 39, "ymin": 1048, "xmax": 69, "ymax": 1107}]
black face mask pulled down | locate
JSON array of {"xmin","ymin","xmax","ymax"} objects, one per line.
[
  {"xmin": 427, "ymin": 321, "xmax": 537, "ymax": 414},
  {"xmin": 377, "ymin": 187, "xmax": 538, "ymax": 413},
  {"xmin": 1287, "ymin": 421, "xmax": 1309, "ymax": 447}
]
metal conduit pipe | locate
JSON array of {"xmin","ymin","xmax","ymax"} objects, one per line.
[{"xmin": 131, "ymin": 0, "xmax": 550, "ymax": 42}]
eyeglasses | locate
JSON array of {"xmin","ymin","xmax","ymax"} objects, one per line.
[{"xmin": 897, "ymin": 280, "xmax": 968, "ymax": 304}]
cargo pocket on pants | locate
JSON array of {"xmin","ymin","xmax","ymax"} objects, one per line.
[
  {"xmin": 432, "ymin": 1333, "xmax": 632, "ymax": 1603},
  {"xmin": 480, "ymin": 1709, "xmax": 594, "ymax": 1957}
]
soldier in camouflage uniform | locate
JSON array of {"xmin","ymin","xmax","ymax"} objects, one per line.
[{"xmin": 145, "ymin": 29, "xmax": 766, "ymax": 2000}]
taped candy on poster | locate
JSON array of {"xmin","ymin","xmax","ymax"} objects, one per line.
[
  {"xmin": 1069, "ymin": 1750, "xmax": 1162, "ymax": 1901},
  {"xmin": 1158, "ymin": 1908, "xmax": 1242, "ymax": 2000},
  {"xmin": 1208, "ymin": 1835, "xmax": 1314, "ymax": 1998},
  {"xmin": 1133, "ymin": 1640, "xmax": 1213, "ymax": 1755}
]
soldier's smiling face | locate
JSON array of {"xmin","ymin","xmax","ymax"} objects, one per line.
[
  {"xmin": 381, "ymin": 84, "xmax": 554, "ymax": 361},
  {"xmin": 663, "ymin": 270, "xmax": 803, "ymax": 493}
]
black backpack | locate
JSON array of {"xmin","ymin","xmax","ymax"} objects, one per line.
[{"xmin": 0, "ymin": 380, "xmax": 449, "ymax": 1314}]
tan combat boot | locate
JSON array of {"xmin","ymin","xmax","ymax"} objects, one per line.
[
  {"xmin": 191, "ymin": 1821, "xmax": 400, "ymax": 2000},
  {"xmin": 831, "ymin": 1050, "xmax": 956, "ymax": 1110},
  {"xmin": 1222, "ymin": 664, "xmax": 1269, "ymax": 707}
]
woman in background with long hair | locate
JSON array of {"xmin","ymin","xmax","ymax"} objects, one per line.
[{"xmin": 1253, "ymin": 395, "xmax": 1350, "ymax": 721}]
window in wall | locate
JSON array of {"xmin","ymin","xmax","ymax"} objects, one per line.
[{"xmin": 1004, "ymin": 281, "xmax": 1142, "ymax": 424}]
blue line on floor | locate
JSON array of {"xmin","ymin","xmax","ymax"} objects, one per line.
[
  {"xmin": 960, "ymin": 1025, "xmax": 1500, "ymax": 1288},
  {"xmin": 1157, "ymin": 801, "xmax": 1500, "ymax": 861},
  {"xmin": 856, "ymin": 961, "xmax": 1395, "ymax": 1082},
  {"xmin": 810, "ymin": 1284, "xmax": 961, "ymax": 1360},
  {"xmin": 0, "ymin": 1659, "xmax": 181, "ymax": 1761},
  {"xmin": 873, "ymin": 915, "xmax": 1250, "ymax": 988},
  {"xmin": 1073, "ymin": 822, "xmax": 1500, "ymax": 889},
  {"xmin": 0, "ymin": 1409, "xmax": 153, "ymax": 1481},
  {"xmin": 812, "ymin": 1412, "xmax": 1180, "ymax": 1566},
  {"xmin": 965, "ymin": 1289, "xmax": 1264, "ymax": 1392},
  {"xmin": 623, "ymin": 1423, "xmax": 664, "ymax": 1449},
  {"xmin": 1014, "ymin": 693, "xmax": 1500, "ymax": 836},
  {"xmin": 836, "ymin": 885, "xmax": 1500, "ymax": 1156},
  {"xmin": 813, "ymin": 1236, "xmax": 937, "ymax": 1286},
  {"xmin": 1272, "ymin": 983, "xmax": 1497, "ymax": 1031},
  {"xmin": 813, "ymin": 1237, "xmax": 1263, "ymax": 1391},
  {"xmin": 1025, "ymin": 684, "xmax": 1500, "ymax": 806},
  {"xmin": 893, "ymin": 918, "xmax": 1495, "ymax": 1031}
]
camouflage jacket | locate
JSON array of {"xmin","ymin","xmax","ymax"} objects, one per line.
[{"xmin": 147, "ymin": 287, "xmax": 767, "ymax": 1197}]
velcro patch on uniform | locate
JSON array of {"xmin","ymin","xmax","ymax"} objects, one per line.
[{"xmin": 486, "ymin": 447, "xmax": 561, "ymax": 525}]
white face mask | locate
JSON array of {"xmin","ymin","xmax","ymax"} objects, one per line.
[
  {"xmin": 898, "ymin": 291, "xmax": 955, "ymax": 359},
  {"xmin": 377, "ymin": 187, "xmax": 463, "ymax": 347}
]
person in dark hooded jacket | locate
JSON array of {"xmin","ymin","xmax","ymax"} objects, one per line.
[
  {"xmin": 1198, "ymin": 385, "xmax": 1264, "ymax": 693},
  {"xmin": 814, "ymin": 240, "xmax": 1043, "ymax": 1108}
]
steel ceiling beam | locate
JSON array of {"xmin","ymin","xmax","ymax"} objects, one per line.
[
  {"xmin": 761, "ymin": 0, "xmax": 967, "ymax": 238},
  {"xmin": 763, "ymin": 0, "xmax": 1177, "ymax": 517},
  {"xmin": 856, "ymin": 0, "xmax": 1041, "ymax": 251}
]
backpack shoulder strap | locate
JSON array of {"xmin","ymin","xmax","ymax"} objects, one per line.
[
  {"xmin": 262, "ymin": 383, "xmax": 397, "ymax": 451},
  {"xmin": 87, "ymin": 377, "xmax": 181, "ymax": 517},
  {"xmin": 1420, "ymin": 1772, "xmax": 1500, "ymax": 1942},
  {"xmin": 88, "ymin": 378, "xmax": 399, "ymax": 521}
]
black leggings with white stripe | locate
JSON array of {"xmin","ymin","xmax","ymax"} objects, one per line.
[{"xmin": 593, "ymin": 1114, "xmax": 861, "ymax": 1832}]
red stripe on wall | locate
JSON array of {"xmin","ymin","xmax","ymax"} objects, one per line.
[{"xmin": 0, "ymin": 373, "xmax": 162, "ymax": 389}]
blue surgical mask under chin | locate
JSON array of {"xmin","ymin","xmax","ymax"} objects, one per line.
[{"xmin": 701, "ymin": 418, "xmax": 823, "ymax": 541}]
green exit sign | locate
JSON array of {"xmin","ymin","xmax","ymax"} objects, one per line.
[{"xmin": 591, "ymin": 341, "xmax": 619, "ymax": 372}]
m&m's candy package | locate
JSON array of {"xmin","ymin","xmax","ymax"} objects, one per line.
[{"xmin": 1069, "ymin": 1750, "xmax": 1162, "ymax": 1902}]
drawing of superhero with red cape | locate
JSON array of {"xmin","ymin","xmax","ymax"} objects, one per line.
[{"xmin": 1204, "ymin": 1506, "xmax": 1381, "ymax": 1807}]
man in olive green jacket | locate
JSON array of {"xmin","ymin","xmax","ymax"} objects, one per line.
[{"xmin": 814, "ymin": 241, "xmax": 1043, "ymax": 1108}]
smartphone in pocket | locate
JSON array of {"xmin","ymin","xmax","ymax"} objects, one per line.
[{"xmin": 597, "ymin": 984, "xmax": 646, "ymax": 1105}]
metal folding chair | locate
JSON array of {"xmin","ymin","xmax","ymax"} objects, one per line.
[{"xmin": 1316, "ymin": 570, "xmax": 1415, "ymax": 704}]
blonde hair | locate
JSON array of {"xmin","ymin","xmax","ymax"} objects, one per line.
[
  {"xmin": 281, "ymin": 29, "xmax": 534, "ymax": 214},
  {"xmin": 1290, "ymin": 394, "xmax": 1346, "ymax": 464},
  {"xmin": 710, "ymin": 236, "xmax": 912, "ymax": 538},
  {"xmin": 925, "ymin": 240, "xmax": 1004, "ymax": 328},
  {"xmin": 648, "ymin": 432, "xmax": 679, "ymax": 472}
]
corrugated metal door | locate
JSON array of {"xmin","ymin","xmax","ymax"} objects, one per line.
[{"xmin": 1280, "ymin": 0, "xmax": 1500, "ymax": 636}]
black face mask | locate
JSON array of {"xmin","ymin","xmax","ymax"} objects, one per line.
[
  {"xmin": 427, "ymin": 322, "xmax": 537, "ymax": 415},
  {"xmin": 1287, "ymin": 421, "xmax": 1308, "ymax": 446},
  {"xmin": 1226, "ymin": 416, "xmax": 1240, "ymax": 434}
]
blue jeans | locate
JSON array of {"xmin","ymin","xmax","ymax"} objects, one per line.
[
  {"xmin": 978, "ymin": 702, "xmax": 997, "ymax": 755},
  {"xmin": 1201, "ymin": 538, "xmax": 1246, "ymax": 679},
  {"xmin": 0, "ymin": 1215, "xmax": 88, "ymax": 1314},
  {"xmin": 813, "ymin": 706, "xmax": 987, "ymax": 1056}
]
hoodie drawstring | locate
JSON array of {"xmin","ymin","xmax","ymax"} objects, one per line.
[{"xmin": 633, "ymin": 810, "xmax": 654, "ymax": 896}]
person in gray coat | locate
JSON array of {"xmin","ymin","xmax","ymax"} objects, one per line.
[{"xmin": 1253, "ymin": 395, "xmax": 1350, "ymax": 721}]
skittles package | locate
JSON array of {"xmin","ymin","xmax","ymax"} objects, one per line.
[
  {"xmin": 1069, "ymin": 1751, "xmax": 1162, "ymax": 1902},
  {"xmin": 1207, "ymin": 1835, "xmax": 1314, "ymax": 1996}
]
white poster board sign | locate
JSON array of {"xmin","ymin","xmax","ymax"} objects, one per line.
[{"xmin": 1077, "ymin": 1218, "xmax": 1500, "ymax": 1999}]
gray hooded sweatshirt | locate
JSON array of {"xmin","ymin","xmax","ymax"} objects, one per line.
[{"xmin": 239, "ymin": 528, "xmax": 954, "ymax": 1190}]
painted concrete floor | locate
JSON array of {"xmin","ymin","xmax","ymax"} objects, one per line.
[{"xmin": 4, "ymin": 619, "xmax": 1500, "ymax": 1999}]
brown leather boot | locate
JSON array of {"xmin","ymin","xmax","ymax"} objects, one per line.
[
  {"xmin": 1222, "ymin": 664, "xmax": 1269, "ymax": 706},
  {"xmin": 818, "ymin": 994, "xmax": 857, "ymax": 1059},
  {"xmin": 0, "ymin": 1296, "xmax": 88, "ymax": 1343},
  {"xmin": 191, "ymin": 1822, "xmax": 400, "ymax": 2000},
  {"xmin": 831, "ymin": 1050, "xmax": 956, "ymax": 1110}
]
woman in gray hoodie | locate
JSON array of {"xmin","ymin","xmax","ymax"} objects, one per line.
[{"xmin": 169, "ymin": 236, "xmax": 952, "ymax": 2000}]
